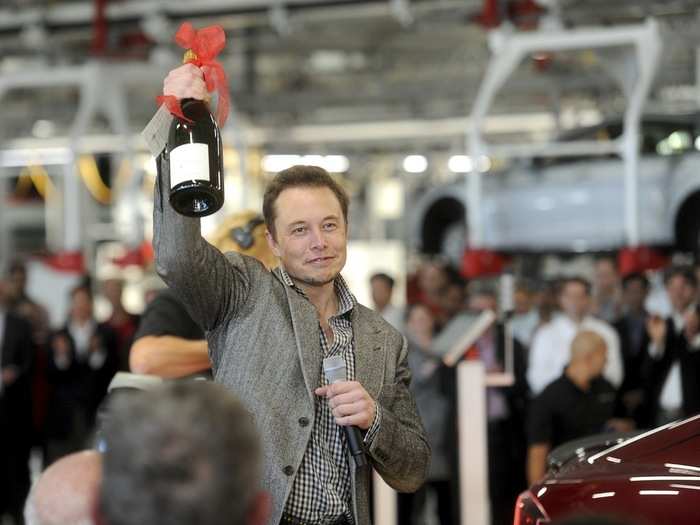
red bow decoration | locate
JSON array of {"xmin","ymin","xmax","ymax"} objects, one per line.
[{"xmin": 156, "ymin": 22, "xmax": 230, "ymax": 127}]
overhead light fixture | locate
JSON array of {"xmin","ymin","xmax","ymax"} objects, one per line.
[
  {"xmin": 402, "ymin": 155, "xmax": 427, "ymax": 174},
  {"xmin": 262, "ymin": 155, "xmax": 300, "ymax": 172},
  {"xmin": 448, "ymin": 155, "xmax": 473, "ymax": 173},
  {"xmin": 478, "ymin": 155, "xmax": 492, "ymax": 172},
  {"xmin": 322, "ymin": 155, "xmax": 350, "ymax": 173},
  {"xmin": 31, "ymin": 119, "xmax": 56, "ymax": 139}
]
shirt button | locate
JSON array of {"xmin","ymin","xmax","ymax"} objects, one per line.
[
  {"xmin": 298, "ymin": 417, "xmax": 309, "ymax": 427},
  {"xmin": 283, "ymin": 465, "xmax": 294, "ymax": 476}
]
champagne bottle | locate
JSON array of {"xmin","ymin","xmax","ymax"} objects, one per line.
[{"xmin": 167, "ymin": 50, "xmax": 224, "ymax": 217}]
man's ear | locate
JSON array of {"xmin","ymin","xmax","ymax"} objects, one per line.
[
  {"xmin": 265, "ymin": 230, "xmax": 281, "ymax": 258},
  {"xmin": 247, "ymin": 491, "xmax": 272, "ymax": 525}
]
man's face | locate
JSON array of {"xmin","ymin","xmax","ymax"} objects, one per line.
[
  {"xmin": 667, "ymin": 275, "xmax": 696, "ymax": 313},
  {"xmin": 595, "ymin": 260, "xmax": 618, "ymax": 293},
  {"xmin": 418, "ymin": 264, "xmax": 447, "ymax": 295},
  {"xmin": 266, "ymin": 186, "xmax": 347, "ymax": 287},
  {"xmin": 514, "ymin": 289, "xmax": 532, "ymax": 314},
  {"xmin": 440, "ymin": 284, "xmax": 465, "ymax": 316},
  {"xmin": 623, "ymin": 279, "xmax": 648, "ymax": 313},
  {"xmin": 469, "ymin": 293, "xmax": 497, "ymax": 314},
  {"xmin": 560, "ymin": 282, "xmax": 590, "ymax": 320},
  {"xmin": 7, "ymin": 269, "xmax": 26, "ymax": 300},
  {"xmin": 406, "ymin": 304, "xmax": 434, "ymax": 340},
  {"xmin": 70, "ymin": 289, "xmax": 93, "ymax": 322},
  {"xmin": 370, "ymin": 279, "xmax": 392, "ymax": 310}
]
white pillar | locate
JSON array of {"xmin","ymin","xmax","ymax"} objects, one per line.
[
  {"xmin": 458, "ymin": 360, "xmax": 490, "ymax": 525},
  {"xmin": 373, "ymin": 470, "xmax": 397, "ymax": 525}
]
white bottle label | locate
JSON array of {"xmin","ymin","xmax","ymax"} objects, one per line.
[{"xmin": 170, "ymin": 143, "xmax": 210, "ymax": 188}]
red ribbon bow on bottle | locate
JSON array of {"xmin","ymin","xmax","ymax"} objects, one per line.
[{"xmin": 156, "ymin": 22, "xmax": 230, "ymax": 128}]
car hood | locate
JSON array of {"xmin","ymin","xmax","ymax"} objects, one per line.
[{"xmin": 544, "ymin": 414, "xmax": 700, "ymax": 485}]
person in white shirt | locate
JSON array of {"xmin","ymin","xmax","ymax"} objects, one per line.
[
  {"xmin": 645, "ymin": 266, "xmax": 700, "ymax": 426},
  {"xmin": 527, "ymin": 277, "xmax": 623, "ymax": 396}
]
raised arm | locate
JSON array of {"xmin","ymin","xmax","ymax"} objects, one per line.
[{"xmin": 152, "ymin": 66, "xmax": 252, "ymax": 332}]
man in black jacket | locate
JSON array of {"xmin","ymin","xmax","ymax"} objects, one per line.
[
  {"xmin": 0, "ymin": 277, "xmax": 34, "ymax": 524},
  {"xmin": 45, "ymin": 282, "xmax": 118, "ymax": 465},
  {"xmin": 645, "ymin": 266, "xmax": 700, "ymax": 426},
  {"xmin": 613, "ymin": 273, "xmax": 652, "ymax": 427}
]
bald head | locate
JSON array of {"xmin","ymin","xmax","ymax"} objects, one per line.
[
  {"xmin": 569, "ymin": 330, "xmax": 607, "ymax": 378},
  {"xmin": 570, "ymin": 330, "xmax": 606, "ymax": 359},
  {"xmin": 25, "ymin": 451, "xmax": 102, "ymax": 525}
]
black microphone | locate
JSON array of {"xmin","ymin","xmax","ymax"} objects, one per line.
[{"xmin": 323, "ymin": 355, "xmax": 368, "ymax": 468}]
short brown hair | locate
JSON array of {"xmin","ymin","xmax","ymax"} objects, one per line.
[{"xmin": 262, "ymin": 165, "xmax": 349, "ymax": 239}]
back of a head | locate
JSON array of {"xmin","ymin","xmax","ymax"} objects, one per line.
[
  {"xmin": 25, "ymin": 450, "xmax": 102, "ymax": 525},
  {"xmin": 100, "ymin": 381, "xmax": 262, "ymax": 525},
  {"xmin": 570, "ymin": 330, "xmax": 606, "ymax": 362},
  {"xmin": 207, "ymin": 210, "xmax": 278, "ymax": 270}
]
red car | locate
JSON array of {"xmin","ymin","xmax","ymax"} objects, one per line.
[{"xmin": 514, "ymin": 414, "xmax": 700, "ymax": 525}]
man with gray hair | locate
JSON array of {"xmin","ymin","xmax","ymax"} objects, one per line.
[
  {"xmin": 100, "ymin": 381, "xmax": 271, "ymax": 525},
  {"xmin": 24, "ymin": 450, "xmax": 102, "ymax": 525}
]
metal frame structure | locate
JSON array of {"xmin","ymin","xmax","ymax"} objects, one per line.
[
  {"xmin": 0, "ymin": 62, "xmax": 132, "ymax": 253},
  {"xmin": 466, "ymin": 18, "xmax": 662, "ymax": 248}
]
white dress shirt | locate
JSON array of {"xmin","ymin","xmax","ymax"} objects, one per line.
[
  {"xmin": 527, "ymin": 313, "xmax": 623, "ymax": 396},
  {"xmin": 649, "ymin": 308, "xmax": 699, "ymax": 412}
]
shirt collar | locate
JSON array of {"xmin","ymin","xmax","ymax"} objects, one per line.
[{"xmin": 278, "ymin": 267, "xmax": 356, "ymax": 316}]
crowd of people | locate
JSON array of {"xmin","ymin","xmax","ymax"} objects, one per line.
[
  {"xmin": 0, "ymin": 242, "xmax": 700, "ymax": 524},
  {"xmin": 4, "ymin": 239, "xmax": 700, "ymax": 525},
  {"xmin": 0, "ymin": 265, "xmax": 137, "ymax": 524},
  {"xmin": 4, "ymin": 244, "xmax": 700, "ymax": 525},
  {"xmin": 387, "ymin": 256, "xmax": 700, "ymax": 525}
]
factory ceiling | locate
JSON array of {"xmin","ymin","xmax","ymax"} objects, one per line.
[{"xmin": 1, "ymin": 0, "xmax": 700, "ymax": 150}]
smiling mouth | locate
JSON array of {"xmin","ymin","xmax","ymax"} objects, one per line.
[{"xmin": 307, "ymin": 256, "xmax": 334, "ymax": 264}]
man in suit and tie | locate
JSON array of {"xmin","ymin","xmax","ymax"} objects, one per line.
[
  {"xmin": 613, "ymin": 273, "xmax": 652, "ymax": 426},
  {"xmin": 0, "ymin": 276, "xmax": 34, "ymax": 524},
  {"xmin": 154, "ymin": 63, "xmax": 429, "ymax": 525},
  {"xmin": 645, "ymin": 266, "xmax": 700, "ymax": 426}
]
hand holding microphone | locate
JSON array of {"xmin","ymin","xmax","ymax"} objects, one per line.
[{"xmin": 316, "ymin": 356, "xmax": 373, "ymax": 467}]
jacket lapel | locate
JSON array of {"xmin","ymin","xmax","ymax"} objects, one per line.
[
  {"xmin": 276, "ymin": 269, "xmax": 323, "ymax": 401},
  {"xmin": 275, "ymin": 269, "xmax": 387, "ymax": 403},
  {"xmin": 352, "ymin": 307, "xmax": 386, "ymax": 401}
]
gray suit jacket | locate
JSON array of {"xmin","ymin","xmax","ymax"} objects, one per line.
[{"xmin": 153, "ymin": 160, "xmax": 429, "ymax": 524}]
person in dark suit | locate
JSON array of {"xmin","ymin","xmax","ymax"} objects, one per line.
[
  {"xmin": 45, "ymin": 282, "xmax": 118, "ymax": 465},
  {"xmin": 0, "ymin": 277, "xmax": 34, "ymax": 525},
  {"xmin": 613, "ymin": 273, "xmax": 652, "ymax": 426},
  {"xmin": 644, "ymin": 266, "xmax": 700, "ymax": 426}
]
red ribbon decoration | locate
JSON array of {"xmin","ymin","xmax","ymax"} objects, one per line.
[{"xmin": 156, "ymin": 22, "xmax": 230, "ymax": 128}]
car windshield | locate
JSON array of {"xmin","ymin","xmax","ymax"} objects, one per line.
[{"xmin": 532, "ymin": 116, "xmax": 699, "ymax": 168}]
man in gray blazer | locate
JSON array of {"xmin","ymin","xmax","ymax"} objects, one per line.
[{"xmin": 154, "ymin": 65, "xmax": 429, "ymax": 525}]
